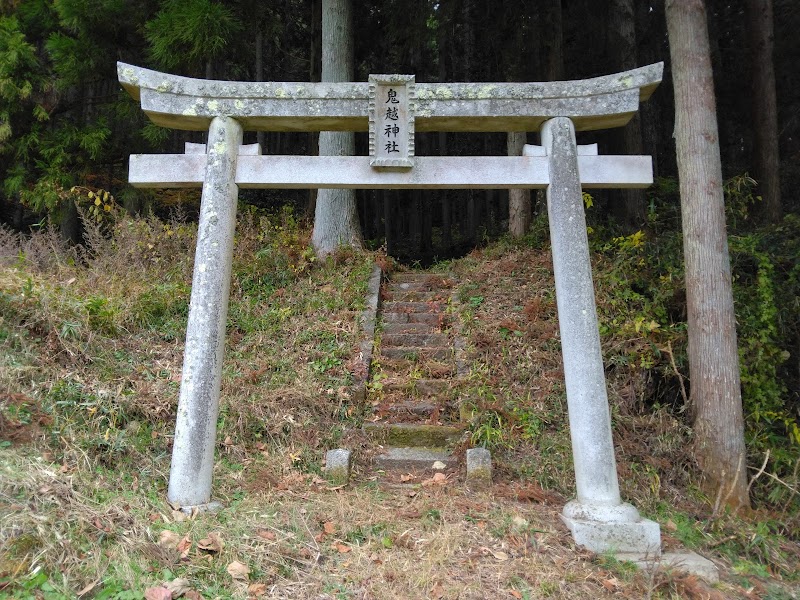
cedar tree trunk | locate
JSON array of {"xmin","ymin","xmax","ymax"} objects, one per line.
[
  {"xmin": 311, "ymin": 0, "xmax": 362, "ymax": 256},
  {"xmin": 666, "ymin": 0, "xmax": 750, "ymax": 510}
]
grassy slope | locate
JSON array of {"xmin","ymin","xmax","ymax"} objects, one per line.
[{"xmin": 0, "ymin": 213, "xmax": 798, "ymax": 599}]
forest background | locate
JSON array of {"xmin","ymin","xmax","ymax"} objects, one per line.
[
  {"xmin": 0, "ymin": 0, "xmax": 799, "ymax": 597},
  {"xmin": 2, "ymin": 0, "xmax": 800, "ymax": 523}
]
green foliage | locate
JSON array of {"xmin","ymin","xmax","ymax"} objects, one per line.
[
  {"xmin": 729, "ymin": 223, "xmax": 800, "ymax": 483},
  {"xmin": 592, "ymin": 175, "xmax": 800, "ymax": 506},
  {"xmin": 145, "ymin": 0, "xmax": 242, "ymax": 73}
]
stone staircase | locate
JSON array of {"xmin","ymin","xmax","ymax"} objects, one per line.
[{"xmin": 364, "ymin": 272, "xmax": 467, "ymax": 480}]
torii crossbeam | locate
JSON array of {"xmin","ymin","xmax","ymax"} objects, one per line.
[{"xmin": 119, "ymin": 61, "xmax": 663, "ymax": 556}]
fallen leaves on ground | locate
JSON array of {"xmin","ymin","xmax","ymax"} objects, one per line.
[
  {"xmin": 332, "ymin": 541, "xmax": 351, "ymax": 553},
  {"xmin": 198, "ymin": 532, "xmax": 224, "ymax": 553},
  {"xmin": 144, "ymin": 587, "xmax": 172, "ymax": 600},
  {"xmin": 256, "ymin": 528, "xmax": 277, "ymax": 541},
  {"xmin": 164, "ymin": 578, "xmax": 192, "ymax": 597},
  {"xmin": 158, "ymin": 530, "xmax": 181, "ymax": 549},
  {"xmin": 226, "ymin": 560, "xmax": 250, "ymax": 580},
  {"xmin": 248, "ymin": 582, "xmax": 267, "ymax": 597},
  {"xmin": 421, "ymin": 472, "xmax": 448, "ymax": 486}
]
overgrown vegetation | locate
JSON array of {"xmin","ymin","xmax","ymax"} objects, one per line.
[
  {"xmin": 1, "ymin": 189, "xmax": 798, "ymax": 598},
  {"xmin": 448, "ymin": 176, "xmax": 799, "ymax": 594}
]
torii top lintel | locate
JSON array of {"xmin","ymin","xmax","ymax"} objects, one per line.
[{"xmin": 117, "ymin": 62, "xmax": 662, "ymax": 134}]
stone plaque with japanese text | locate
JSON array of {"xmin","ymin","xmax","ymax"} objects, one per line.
[{"xmin": 369, "ymin": 74, "xmax": 415, "ymax": 169}]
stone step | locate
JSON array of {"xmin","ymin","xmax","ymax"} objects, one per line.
[
  {"xmin": 388, "ymin": 280, "xmax": 432, "ymax": 292},
  {"xmin": 383, "ymin": 378, "xmax": 450, "ymax": 396},
  {"xmin": 381, "ymin": 347, "xmax": 452, "ymax": 361},
  {"xmin": 382, "ymin": 322, "xmax": 437, "ymax": 334},
  {"xmin": 382, "ymin": 312, "xmax": 442, "ymax": 325},
  {"xmin": 375, "ymin": 399, "xmax": 438, "ymax": 417},
  {"xmin": 388, "ymin": 273, "xmax": 438, "ymax": 283},
  {"xmin": 385, "ymin": 290, "xmax": 448, "ymax": 303},
  {"xmin": 382, "ymin": 332, "xmax": 450, "ymax": 348},
  {"xmin": 375, "ymin": 447, "xmax": 456, "ymax": 471},
  {"xmin": 382, "ymin": 301, "xmax": 445, "ymax": 314},
  {"xmin": 363, "ymin": 422, "xmax": 462, "ymax": 447}
]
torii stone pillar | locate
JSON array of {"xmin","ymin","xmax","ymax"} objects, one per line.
[
  {"xmin": 167, "ymin": 116, "xmax": 243, "ymax": 508},
  {"xmin": 542, "ymin": 117, "xmax": 660, "ymax": 554}
]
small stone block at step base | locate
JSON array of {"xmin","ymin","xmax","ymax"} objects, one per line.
[
  {"xmin": 325, "ymin": 448, "xmax": 352, "ymax": 486},
  {"xmin": 375, "ymin": 447, "xmax": 455, "ymax": 470},
  {"xmin": 466, "ymin": 448, "xmax": 492, "ymax": 489},
  {"xmin": 561, "ymin": 514, "xmax": 662, "ymax": 556}
]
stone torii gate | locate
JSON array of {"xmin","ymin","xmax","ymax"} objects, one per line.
[{"xmin": 119, "ymin": 62, "xmax": 663, "ymax": 555}]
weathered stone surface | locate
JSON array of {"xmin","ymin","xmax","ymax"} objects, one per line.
[
  {"xmin": 393, "ymin": 281, "xmax": 432, "ymax": 291},
  {"xmin": 379, "ymin": 378, "xmax": 449, "ymax": 397},
  {"xmin": 385, "ymin": 290, "xmax": 442, "ymax": 302},
  {"xmin": 544, "ymin": 117, "xmax": 622, "ymax": 508},
  {"xmin": 129, "ymin": 154, "xmax": 653, "ymax": 190},
  {"xmin": 382, "ymin": 301, "xmax": 443, "ymax": 313},
  {"xmin": 562, "ymin": 513, "xmax": 661, "ymax": 556},
  {"xmin": 381, "ymin": 333, "xmax": 449, "ymax": 348},
  {"xmin": 381, "ymin": 322, "xmax": 436, "ymax": 334},
  {"xmin": 381, "ymin": 312, "xmax": 440, "ymax": 325},
  {"xmin": 382, "ymin": 400, "xmax": 438, "ymax": 416},
  {"xmin": 381, "ymin": 347, "xmax": 451, "ymax": 361},
  {"xmin": 543, "ymin": 116, "xmax": 661, "ymax": 554},
  {"xmin": 119, "ymin": 62, "xmax": 663, "ymax": 133},
  {"xmin": 466, "ymin": 448, "xmax": 492, "ymax": 489},
  {"xmin": 412, "ymin": 379, "xmax": 450, "ymax": 396},
  {"xmin": 178, "ymin": 501, "xmax": 223, "ymax": 515},
  {"xmin": 363, "ymin": 422, "xmax": 461, "ymax": 446},
  {"xmin": 167, "ymin": 116, "xmax": 243, "ymax": 508},
  {"xmin": 389, "ymin": 273, "xmax": 441, "ymax": 283},
  {"xmin": 654, "ymin": 552, "xmax": 719, "ymax": 583},
  {"xmin": 325, "ymin": 448, "xmax": 352, "ymax": 486},
  {"xmin": 360, "ymin": 265, "xmax": 382, "ymax": 339},
  {"xmin": 369, "ymin": 74, "xmax": 415, "ymax": 169},
  {"xmin": 375, "ymin": 447, "xmax": 455, "ymax": 470}
]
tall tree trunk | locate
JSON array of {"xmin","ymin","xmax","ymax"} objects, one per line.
[
  {"xmin": 255, "ymin": 28, "xmax": 266, "ymax": 152},
  {"xmin": 311, "ymin": 0, "xmax": 362, "ymax": 256},
  {"xmin": 307, "ymin": 0, "xmax": 322, "ymax": 219},
  {"xmin": 507, "ymin": 132, "xmax": 531, "ymax": 237},
  {"xmin": 609, "ymin": 0, "xmax": 647, "ymax": 227},
  {"xmin": 438, "ymin": 25, "xmax": 452, "ymax": 252},
  {"xmin": 747, "ymin": 0, "xmax": 782, "ymax": 223},
  {"xmin": 542, "ymin": 0, "xmax": 563, "ymax": 81},
  {"xmin": 666, "ymin": 0, "xmax": 750, "ymax": 511},
  {"xmin": 384, "ymin": 193, "xmax": 394, "ymax": 256}
]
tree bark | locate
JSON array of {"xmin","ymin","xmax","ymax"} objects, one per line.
[
  {"xmin": 507, "ymin": 132, "xmax": 531, "ymax": 237},
  {"xmin": 746, "ymin": 0, "xmax": 782, "ymax": 223},
  {"xmin": 542, "ymin": 0, "xmax": 563, "ymax": 81},
  {"xmin": 306, "ymin": 0, "xmax": 322, "ymax": 219},
  {"xmin": 666, "ymin": 0, "xmax": 750, "ymax": 511},
  {"xmin": 255, "ymin": 28, "xmax": 266, "ymax": 152},
  {"xmin": 609, "ymin": 0, "xmax": 647, "ymax": 227},
  {"xmin": 311, "ymin": 0, "xmax": 362, "ymax": 256}
]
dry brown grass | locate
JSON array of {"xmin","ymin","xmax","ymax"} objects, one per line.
[{"xmin": 1, "ymin": 221, "xmax": 798, "ymax": 598}]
